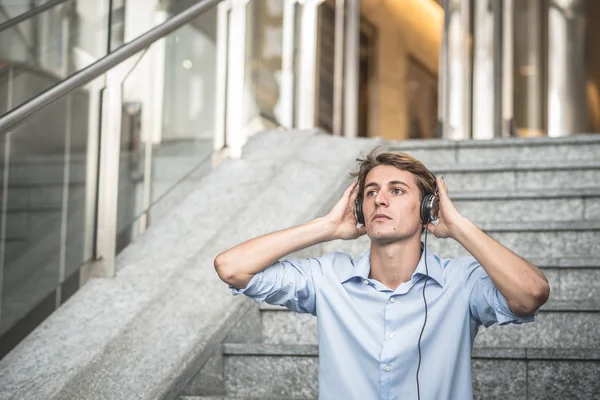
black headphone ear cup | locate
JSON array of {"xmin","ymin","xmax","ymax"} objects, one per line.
[
  {"xmin": 355, "ymin": 198, "xmax": 365, "ymax": 225},
  {"xmin": 420, "ymin": 194, "xmax": 434, "ymax": 224}
]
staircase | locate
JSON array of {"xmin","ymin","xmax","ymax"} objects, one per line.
[{"xmin": 180, "ymin": 134, "xmax": 600, "ymax": 400}]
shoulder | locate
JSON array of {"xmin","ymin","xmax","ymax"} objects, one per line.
[
  {"xmin": 312, "ymin": 251, "xmax": 366, "ymax": 283},
  {"xmin": 437, "ymin": 255, "xmax": 484, "ymax": 285}
]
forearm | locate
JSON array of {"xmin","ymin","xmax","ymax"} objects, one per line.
[
  {"xmin": 214, "ymin": 217, "xmax": 336, "ymax": 288},
  {"xmin": 452, "ymin": 217, "xmax": 550, "ymax": 315}
]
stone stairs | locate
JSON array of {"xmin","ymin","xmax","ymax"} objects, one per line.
[{"xmin": 180, "ymin": 134, "xmax": 600, "ymax": 399}]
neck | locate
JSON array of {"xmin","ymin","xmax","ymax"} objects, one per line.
[{"xmin": 369, "ymin": 234, "xmax": 422, "ymax": 290}]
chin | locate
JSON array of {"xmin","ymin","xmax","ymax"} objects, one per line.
[
  {"xmin": 368, "ymin": 226, "xmax": 420, "ymax": 244},
  {"xmin": 368, "ymin": 230, "xmax": 403, "ymax": 245}
]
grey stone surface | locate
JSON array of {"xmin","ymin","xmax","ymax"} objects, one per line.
[
  {"xmin": 388, "ymin": 133, "xmax": 600, "ymax": 165},
  {"xmin": 541, "ymin": 299, "xmax": 600, "ymax": 312},
  {"xmin": 471, "ymin": 348, "xmax": 527, "ymax": 359},
  {"xmin": 516, "ymin": 168, "xmax": 600, "ymax": 190},
  {"xmin": 426, "ymin": 229, "xmax": 600, "ymax": 259},
  {"xmin": 585, "ymin": 197, "xmax": 600, "ymax": 219},
  {"xmin": 224, "ymin": 355, "xmax": 318, "ymax": 399},
  {"xmin": 474, "ymin": 312, "xmax": 600, "ymax": 349},
  {"xmin": 261, "ymin": 311, "xmax": 317, "ymax": 345},
  {"xmin": 528, "ymin": 256, "xmax": 600, "ymax": 268},
  {"xmin": 394, "ymin": 147, "xmax": 458, "ymax": 166},
  {"xmin": 182, "ymin": 346, "xmax": 226, "ymax": 397},
  {"xmin": 526, "ymin": 348, "xmax": 600, "ymax": 360},
  {"xmin": 432, "ymin": 161, "xmax": 600, "ymax": 192},
  {"xmin": 471, "ymin": 360, "xmax": 526, "ymax": 400},
  {"xmin": 559, "ymin": 269, "xmax": 600, "ymax": 300},
  {"xmin": 527, "ymin": 360, "xmax": 600, "ymax": 400},
  {"xmin": 441, "ymin": 170, "xmax": 517, "ymax": 191},
  {"xmin": 456, "ymin": 141, "xmax": 600, "ymax": 165},
  {"xmin": 454, "ymin": 197, "xmax": 584, "ymax": 223},
  {"xmin": 223, "ymin": 343, "xmax": 318, "ymax": 356},
  {"xmin": 224, "ymin": 306, "xmax": 263, "ymax": 344}
]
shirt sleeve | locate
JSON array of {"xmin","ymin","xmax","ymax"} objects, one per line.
[
  {"xmin": 465, "ymin": 258, "xmax": 537, "ymax": 327},
  {"xmin": 230, "ymin": 257, "xmax": 320, "ymax": 315}
]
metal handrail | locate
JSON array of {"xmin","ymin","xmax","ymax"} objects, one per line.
[
  {"xmin": 0, "ymin": 0, "xmax": 224, "ymax": 135},
  {"xmin": 0, "ymin": 0, "xmax": 69, "ymax": 34}
]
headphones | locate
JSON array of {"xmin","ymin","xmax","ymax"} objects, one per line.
[{"xmin": 354, "ymin": 174, "xmax": 439, "ymax": 226}]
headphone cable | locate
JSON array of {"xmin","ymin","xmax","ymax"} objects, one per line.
[{"xmin": 416, "ymin": 228, "xmax": 430, "ymax": 400}]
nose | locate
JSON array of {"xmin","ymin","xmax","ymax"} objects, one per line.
[{"xmin": 374, "ymin": 190, "xmax": 389, "ymax": 207}]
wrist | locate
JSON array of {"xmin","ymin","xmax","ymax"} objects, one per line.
[
  {"xmin": 314, "ymin": 216, "xmax": 339, "ymax": 242},
  {"xmin": 450, "ymin": 215, "xmax": 474, "ymax": 243}
]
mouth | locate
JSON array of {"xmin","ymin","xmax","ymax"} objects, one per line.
[{"xmin": 372, "ymin": 214, "xmax": 392, "ymax": 221}]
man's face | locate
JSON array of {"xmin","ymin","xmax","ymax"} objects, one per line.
[{"xmin": 362, "ymin": 165, "xmax": 422, "ymax": 244}]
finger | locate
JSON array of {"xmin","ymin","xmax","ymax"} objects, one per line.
[
  {"xmin": 344, "ymin": 181, "xmax": 358, "ymax": 196},
  {"xmin": 426, "ymin": 223, "xmax": 436, "ymax": 234},
  {"xmin": 358, "ymin": 225, "xmax": 367, "ymax": 236},
  {"xmin": 437, "ymin": 176, "xmax": 449, "ymax": 199},
  {"xmin": 350, "ymin": 182, "xmax": 361, "ymax": 201}
]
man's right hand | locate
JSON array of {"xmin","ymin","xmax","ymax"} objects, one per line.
[{"xmin": 325, "ymin": 181, "xmax": 367, "ymax": 241}]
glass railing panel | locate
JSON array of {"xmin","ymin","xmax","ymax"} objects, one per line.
[
  {"xmin": 0, "ymin": 95, "xmax": 67, "ymax": 356},
  {"xmin": 115, "ymin": 102, "xmax": 145, "ymax": 253},
  {"xmin": 0, "ymin": 0, "xmax": 117, "ymax": 112},
  {"xmin": 0, "ymin": 86, "xmax": 96, "ymax": 359},
  {"xmin": 157, "ymin": 14, "xmax": 217, "ymax": 202},
  {"xmin": 115, "ymin": 3, "xmax": 219, "ymax": 251},
  {"xmin": 244, "ymin": 0, "xmax": 285, "ymax": 128}
]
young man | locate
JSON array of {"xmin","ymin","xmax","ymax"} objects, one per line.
[{"xmin": 214, "ymin": 149, "xmax": 550, "ymax": 399}]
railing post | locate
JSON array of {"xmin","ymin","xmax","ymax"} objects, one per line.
[
  {"xmin": 93, "ymin": 68, "xmax": 123, "ymax": 277},
  {"xmin": 297, "ymin": 0, "xmax": 320, "ymax": 130},
  {"xmin": 225, "ymin": 0, "xmax": 247, "ymax": 159}
]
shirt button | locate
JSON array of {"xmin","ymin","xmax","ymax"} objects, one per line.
[
  {"xmin": 363, "ymin": 280, "xmax": 369, "ymax": 285},
  {"xmin": 390, "ymin": 298, "xmax": 396, "ymax": 303},
  {"xmin": 385, "ymin": 366, "xmax": 391, "ymax": 372},
  {"xmin": 388, "ymin": 333, "xmax": 394, "ymax": 339}
]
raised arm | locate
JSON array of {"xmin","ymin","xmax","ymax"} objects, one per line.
[
  {"xmin": 214, "ymin": 181, "xmax": 366, "ymax": 289},
  {"xmin": 426, "ymin": 177, "xmax": 550, "ymax": 316}
]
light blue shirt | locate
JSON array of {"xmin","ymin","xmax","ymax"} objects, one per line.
[{"xmin": 232, "ymin": 245, "xmax": 536, "ymax": 399}]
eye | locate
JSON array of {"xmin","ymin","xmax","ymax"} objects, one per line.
[
  {"xmin": 392, "ymin": 188, "xmax": 404, "ymax": 195},
  {"xmin": 366, "ymin": 190, "xmax": 377, "ymax": 197}
]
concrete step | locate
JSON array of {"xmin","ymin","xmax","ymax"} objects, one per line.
[
  {"xmin": 387, "ymin": 133, "xmax": 600, "ymax": 166},
  {"xmin": 322, "ymin": 220, "xmax": 600, "ymax": 261},
  {"xmin": 430, "ymin": 160, "xmax": 600, "ymax": 191},
  {"xmin": 452, "ymin": 188, "xmax": 600, "ymax": 223},
  {"xmin": 429, "ymin": 220, "xmax": 600, "ymax": 259},
  {"xmin": 221, "ymin": 343, "xmax": 600, "ymax": 400},
  {"xmin": 254, "ymin": 300, "xmax": 600, "ymax": 349},
  {"xmin": 179, "ymin": 397, "xmax": 290, "ymax": 400},
  {"xmin": 181, "ymin": 397, "xmax": 315, "ymax": 400}
]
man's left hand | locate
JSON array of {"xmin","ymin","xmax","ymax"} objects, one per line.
[{"xmin": 425, "ymin": 176, "xmax": 466, "ymax": 240}]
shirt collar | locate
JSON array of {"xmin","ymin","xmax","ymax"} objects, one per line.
[{"xmin": 343, "ymin": 243, "xmax": 445, "ymax": 287}]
